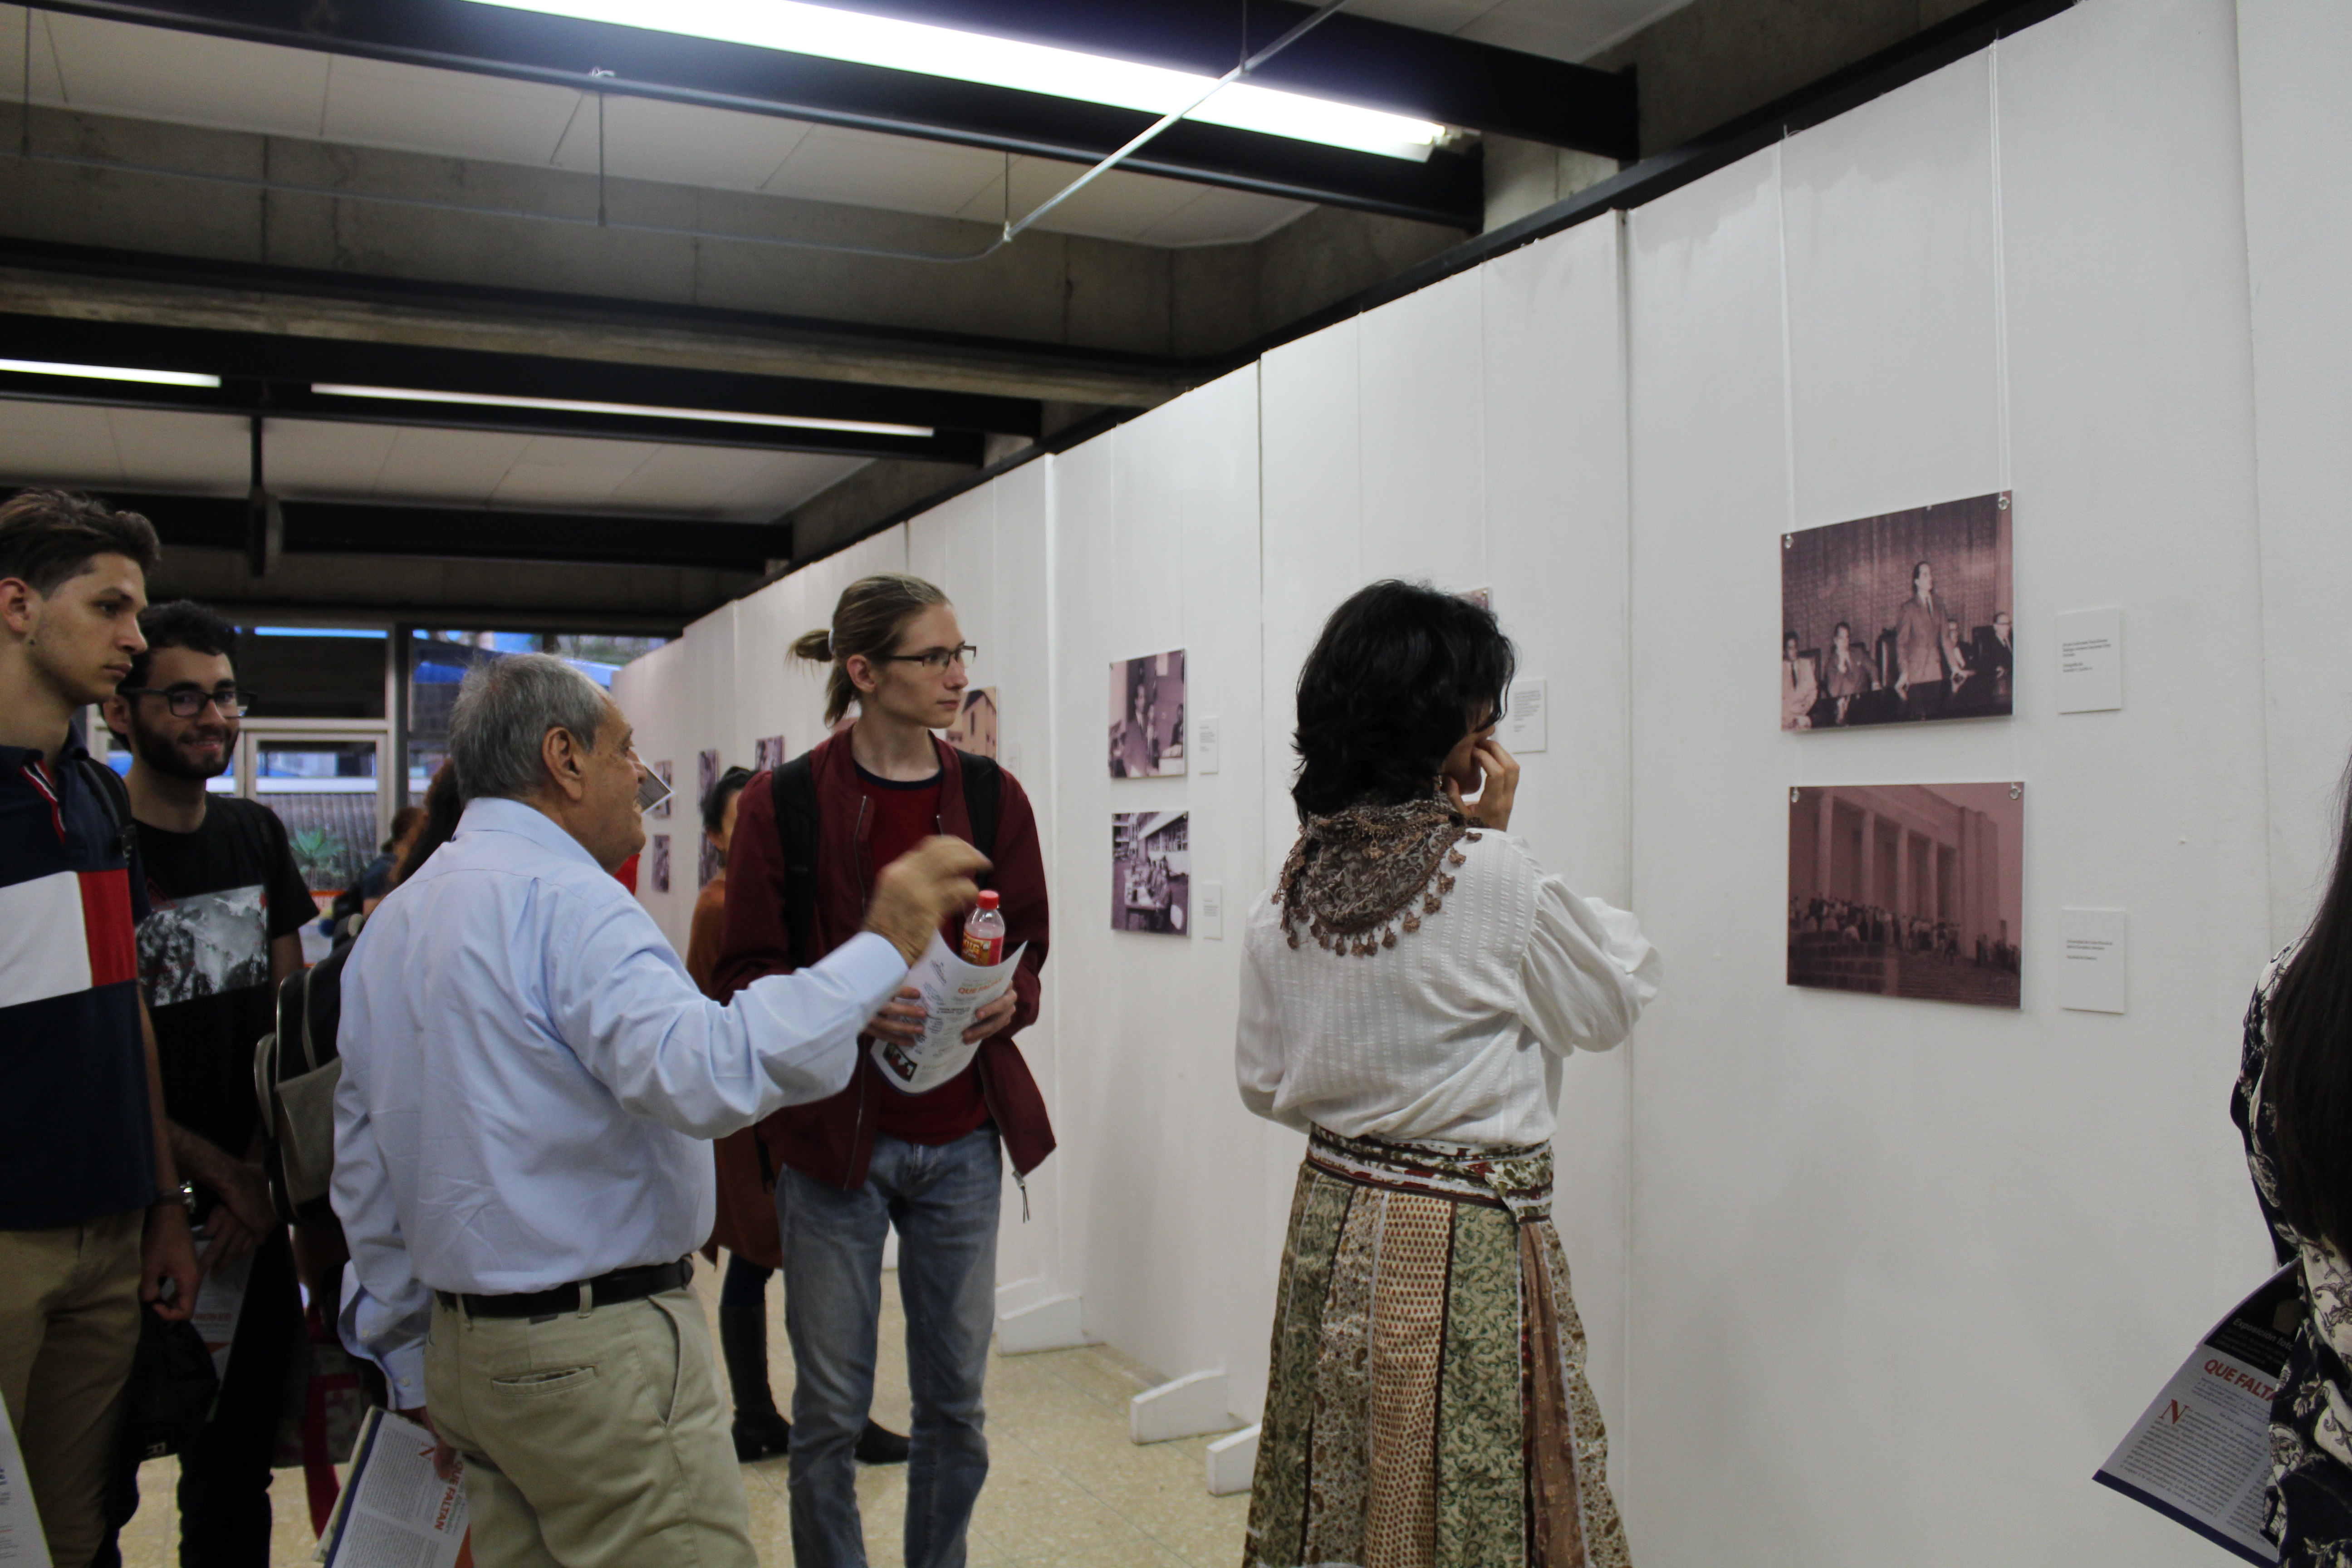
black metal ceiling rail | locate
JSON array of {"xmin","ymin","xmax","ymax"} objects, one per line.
[
  {"xmin": 0, "ymin": 236, "xmax": 1198, "ymax": 394},
  {"xmin": 132, "ymin": 492, "xmax": 793, "ymax": 572},
  {"xmin": 0, "ymin": 312, "xmax": 1033, "ymax": 460},
  {"xmin": 24, "ymin": 0, "xmax": 1493, "ymax": 227}
]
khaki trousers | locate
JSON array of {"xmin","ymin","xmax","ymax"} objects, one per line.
[
  {"xmin": 425, "ymin": 1287, "xmax": 755, "ymax": 1568},
  {"xmin": 0, "ymin": 1211, "xmax": 145, "ymax": 1568}
]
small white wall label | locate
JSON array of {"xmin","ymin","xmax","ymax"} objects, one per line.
[
  {"xmin": 2056, "ymin": 608, "xmax": 2122, "ymax": 713},
  {"xmin": 2060, "ymin": 908, "xmax": 2127, "ymax": 1014},
  {"xmin": 1504, "ymin": 678, "xmax": 1548, "ymax": 753},
  {"xmin": 1196, "ymin": 882, "xmax": 1224, "ymax": 941},
  {"xmin": 1196, "ymin": 716, "xmax": 1221, "ymax": 774}
]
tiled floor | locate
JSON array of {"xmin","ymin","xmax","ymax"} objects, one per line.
[{"xmin": 111, "ymin": 1268, "xmax": 1249, "ymax": 1567}]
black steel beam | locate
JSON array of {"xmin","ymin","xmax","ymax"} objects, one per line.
[
  {"xmin": 29, "ymin": 0, "xmax": 1501, "ymax": 226},
  {"xmin": 0, "ymin": 312, "xmax": 1014, "ymax": 461},
  {"xmin": 0, "ymin": 235, "xmax": 1195, "ymax": 397},
  {"xmin": 0, "ymin": 310, "xmax": 1034, "ymax": 431},
  {"xmin": 127, "ymin": 492, "xmax": 794, "ymax": 571}
]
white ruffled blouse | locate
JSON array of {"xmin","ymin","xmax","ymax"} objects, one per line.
[{"xmin": 1235, "ymin": 828, "xmax": 1661, "ymax": 1148}]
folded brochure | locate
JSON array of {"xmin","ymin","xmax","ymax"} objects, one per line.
[
  {"xmin": 316, "ymin": 1406, "xmax": 470, "ymax": 1568},
  {"xmin": 871, "ymin": 932, "xmax": 1026, "ymax": 1096},
  {"xmin": 2094, "ymin": 1262, "xmax": 2300, "ymax": 1564}
]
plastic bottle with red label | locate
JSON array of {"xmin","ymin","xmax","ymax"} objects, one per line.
[{"xmin": 960, "ymin": 889, "xmax": 1005, "ymax": 966}]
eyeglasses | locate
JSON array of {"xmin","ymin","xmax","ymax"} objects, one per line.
[
  {"xmin": 119, "ymin": 685, "xmax": 256, "ymax": 718},
  {"xmin": 877, "ymin": 644, "xmax": 977, "ymax": 673}
]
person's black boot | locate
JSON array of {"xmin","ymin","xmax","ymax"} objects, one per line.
[
  {"xmin": 718, "ymin": 1293, "xmax": 790, "ymax": 1460},
  {"xmin": 854, "ymin": 1421, "xmax": 912, "ymax": 1465}
]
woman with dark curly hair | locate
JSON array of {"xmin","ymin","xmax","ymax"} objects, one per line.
[
  {"xmin": 1235, "ymin": 580, "xmax": 1662, "ymax": 1568},
  {"xmin": 2235, "ymin": 760, "xmax": 2352, "ymax": 1563}
]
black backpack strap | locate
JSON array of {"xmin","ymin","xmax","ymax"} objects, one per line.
[
  {"xmin": 953, "ymin": 750, "xmax": 1002, "ymax": 865},
  {"xmin": 300, "ymin": 943, "xmax": 348, "ymax": 1073},
  {"xmin": 769, "ymin": 755, "xmax": 821, "ymax": 970},
  {"xmin": 74, "ymin": 755, "xmax": 137, "ymax": 864}
]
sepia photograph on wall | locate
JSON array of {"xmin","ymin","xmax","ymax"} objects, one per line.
[
  {"xmin": 651, "ymin": 760, "xmax": 673, "ymax": 818},
  {"xmin": 650, "ymin": 833, "xmax": 671, "ymax": 894},
  {"xmin": 1109, "ymin": 651, "xmax": 1185, "ymax": 777},
  {"xmin": 753, "ymin": 735, "xmax": 787, "ymax": 773},
  {"xmin": 1782, "ymin": 492, "xmax": 2014, "ymax": 730},
  {"xmin": 946, "ymin": 687, "xmax": 999, "ymax": 759},
  {"xmin": 1112, "ymin": 811, "xmax": 1189, "ymax": 936},
  {"xmin": 1788, "ymin": 783, "xmax": 2022, "ymax": 1008}
]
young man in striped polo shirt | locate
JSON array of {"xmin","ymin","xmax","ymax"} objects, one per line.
[{"xmin": 0, "ymin": 489, "xmax": 201, "ymax": 1568}]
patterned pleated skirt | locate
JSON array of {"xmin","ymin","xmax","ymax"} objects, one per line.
[{"xmin": 1243, "ymin": 1127, "xmax": 1630, "ymax": 1568}]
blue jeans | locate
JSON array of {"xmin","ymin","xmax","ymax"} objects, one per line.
[{"xmin": 780, "ymin": 1127, "xmax": 1002, "ymax": 1568}]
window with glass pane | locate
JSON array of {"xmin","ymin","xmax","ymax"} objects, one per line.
[
  {"xmin": 256, "ymin": 741, "xmax": 380, "ymax": 895},
  {"xmin": 405, "ymin": 630, "xmax": 667, "ymax": 799}
]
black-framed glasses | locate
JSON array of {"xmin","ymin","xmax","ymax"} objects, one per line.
[
  {"xmin": 877, "ymin": 644, "xmax": 977, "ymax": 672},
  {"xmin": 118, "ymin": 685, "xmax": 256, "ymax": 718}
]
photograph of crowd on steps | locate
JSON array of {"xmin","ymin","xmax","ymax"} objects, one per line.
[
  {"xmin": 1788, "ymin": 783, "xmax": 2024, "ymax": 1009},
  {"xmin": 1782, "ymin": 492, "xmax": 2015, "ymax": 730}
]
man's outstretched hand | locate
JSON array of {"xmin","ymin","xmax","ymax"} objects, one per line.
[{"xmin": 864, "ymin": 837, "xmax": 989, "ymax": 964}]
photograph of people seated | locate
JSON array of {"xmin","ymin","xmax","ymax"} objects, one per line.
[{"xmin": 1780, "ymin": 491, "xmax": 2014, "ymax": 730}]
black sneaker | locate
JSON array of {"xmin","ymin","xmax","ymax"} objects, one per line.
[
  {"xmin": 853, "ymin": 1421, "xmax": 911, "ymax": 1465},
  {"xmin": 732, "ymin": 1411, "xmax": 792, "ymax": 1461}
]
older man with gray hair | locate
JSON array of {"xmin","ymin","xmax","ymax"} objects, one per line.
[{"xmin": 333, "ymin": 654, "xmax": 984, "ymax": 1568}]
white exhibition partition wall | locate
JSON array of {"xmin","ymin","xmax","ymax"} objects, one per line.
[
  {"xmin": 1622, "ymin": 2, "xmax": 2273, "ymax": 1562},
  {"xmin": 601, "ymin": 1, "xmax": 2352, "ymax": 1557},
  {"xmin": 2239, "ymin": 0, "xmax": 2352, "ymax": 945},
  {"xmin": 1046, "ymin": 367, "xmax": 1280, "ymax": 1415}
]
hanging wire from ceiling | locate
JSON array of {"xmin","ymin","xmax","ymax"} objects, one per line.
[{"xmin": 2, "ymin": 0, "xmax": 1355, "ymax": 266}]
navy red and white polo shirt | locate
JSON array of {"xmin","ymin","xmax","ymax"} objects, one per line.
[{"xmin": 0, "ymin": 736, "xmax": 157, "ymax": 1230}]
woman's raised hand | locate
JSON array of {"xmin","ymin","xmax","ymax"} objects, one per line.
[{"xmin": 1445, "ymin": 736, "xmax": 1519, "ymax": 831}]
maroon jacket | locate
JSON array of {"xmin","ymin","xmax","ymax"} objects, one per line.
[{"xmin": 712, "ymin": 731, "xmax": 1054, "ymax": 1191}]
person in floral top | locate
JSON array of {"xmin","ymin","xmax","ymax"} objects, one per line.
[{"xmin": 2235, "ymin": 836, "xmax": 2352, "ymax": 1565}]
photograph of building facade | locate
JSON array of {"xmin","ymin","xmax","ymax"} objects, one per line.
[{"xmin": 1787, "ymin": 782, "xmax": 2022, "ymax": 1008}]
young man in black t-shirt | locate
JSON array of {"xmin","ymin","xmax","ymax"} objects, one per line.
[{"xmin": 101, "ymin": 602, "xmax": 313, "ymax": 1565}]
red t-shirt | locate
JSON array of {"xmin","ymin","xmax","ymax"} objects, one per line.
[{"xmin": 857, "ymin": 763, "xmax": 991, "ymax": 1146}]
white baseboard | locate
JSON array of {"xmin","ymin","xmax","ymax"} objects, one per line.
[
  {"xmin": 1205, "ymin": 1423, "xmax": 1260, "ymax": 1496},
  {"xmin": 995, "ymin": 1291, "xmax": 1086, "ymax": 1354},
  {"xmin": 1130, "ymin": 1370, "xmax": 1238, "ymax": 1444}
]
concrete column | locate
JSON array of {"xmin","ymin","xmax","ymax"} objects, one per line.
[
  {"xmin": 1816, "ymin": 789, "xmax": 1835, "ymax": 896},
  {"xmin": 1926, "ymin": 833, "xmax": 1942, "ymax": 925},
  {"xmin": 1894, "ymin": 829, "xmax": 1912, "ymax": 920},
  {"xmin": 1953, "ymin": 811, "xmax": 1973, "ymax": 940},
  {"xmin": 1858, "ymin": 810, "xmax": 1877, "ymax": 910}
]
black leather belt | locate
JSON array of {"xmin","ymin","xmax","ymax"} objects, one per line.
[{"xmin": 435, "ymin": 1258, "xmax": 691, "ymax": 1319}]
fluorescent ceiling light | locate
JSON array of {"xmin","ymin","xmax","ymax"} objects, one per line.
[
  {"xmin": 0, "ymin": 358, "xmax": 221, "ymax": 387},
  {"xmin": 465, "ymin": 0, "xmax": 1446, "ymax": 161},
  {"xmin": 311, "ymin": 384, "xmax": 932, "ymax": 439}
]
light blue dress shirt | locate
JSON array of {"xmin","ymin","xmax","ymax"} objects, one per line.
[{"xmin": 333, "ymin": 797, "xmax": 908, "ymax": 1404}]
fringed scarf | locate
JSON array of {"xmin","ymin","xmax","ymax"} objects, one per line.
[{"xmin": 1276, "ymin": 796, "xmax": 1481, "ymax": 956}]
